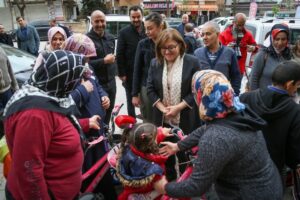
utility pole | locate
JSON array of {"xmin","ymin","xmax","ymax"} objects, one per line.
[
  {"xmin": 232, "ymin": 0, "xmax": 236, "ymax": 16},
  {"xmin": 166, "ymin": 0, "xmax": 170, "ymax": 18}
]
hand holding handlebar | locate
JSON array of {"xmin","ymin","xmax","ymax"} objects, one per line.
[
  {"xmin": 89, "ymin": 115, "xmax": 101, "ymax": 130},
  {"xmin": 159, "ymin": 141, "xmax": 180, "ymax": 157}
]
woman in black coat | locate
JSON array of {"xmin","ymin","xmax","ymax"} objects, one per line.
[
  {"xmin": 147, "ymin": 28, "xmax": 201, "ymax": 134},
  {"xmin": 147, "ymin": 28, "xmax": 201, "ymax": 181}
]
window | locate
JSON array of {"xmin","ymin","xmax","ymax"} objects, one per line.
[
  {"xmin": 106, "ymin": 22, "xmax": 118, "ymax": 37},
  {"xmin": 290, "ymin": 28, "xmax": 300, "ymax": 44},
  {"xmin": 245, "ymin": 24, "xmax": 257, "ymax": 40}
]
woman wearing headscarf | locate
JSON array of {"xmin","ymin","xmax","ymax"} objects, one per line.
[
  {"xmin": 156, "ymin": 70, "xmax": 283, "ymax": 199},
  {"xmin": 33, "ymin": 27, "xmax": 67, "ymax": 71},
  {"xmin": 64, "ymin": 34, "xmax": 117, "ymax": 200},
  {"xmin": 3, "ymin": 50, "xmax": 100, "ymax": 200},
  {"xmin": 250, "ymin": 23, "xmax": 292, "ymax": 90}
]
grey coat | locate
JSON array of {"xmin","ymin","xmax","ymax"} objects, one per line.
[
  {"xmin": 250, "ymin": 49, "xmax": 291, "ymax": 90},
  {"xmin": 165, "ymin": 109, "xmax": 283, "ymax": 199},
  {"xmin": 0, "ymin": 47, "xmax": 18, "ymax": 93},
  {"xmin": 16, "ymin": 25, "xmax": 40, "ymax": 55}
]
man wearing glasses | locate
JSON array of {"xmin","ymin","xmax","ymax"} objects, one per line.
[
  {"xmin": 219, "ymin": 13, "xmax": 257, "ymax": 75},
  {"xmin": 194, "ymin": 21, "xmax": 241, "ymax": 95}
]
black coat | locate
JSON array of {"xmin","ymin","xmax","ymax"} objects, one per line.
[
  {"xmin": 116, "ymin": 24, "xmax": 146, "ymax": 83},
  {"xmin": 0, "ymin": 33, "xmax": 13, "ymax": 46},
  {"xmin": 87, "ymin": 30, "xmax": 117, "ymax": 85},
  {"xmin": 147, "ymin": 54, "xmax": 201, "ymax": 134},
  {"xmin": 58, "ymin": 24, "xmax": 71, "ymax": 38},
  {"xmin": 240, "ymin": 88, "xmax": 300, "ymax": 172},
  {"xmin": 184, "ymin": 35, "xmax": 197, "ymax": 55},
  {"xmin": 132, "ymin": 38, "xmax": 155, "ymax": 96}
]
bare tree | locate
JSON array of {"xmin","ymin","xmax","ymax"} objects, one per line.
[{"xmin": 14, "ymin": 0, "xmax": 26, "ymax": 17}]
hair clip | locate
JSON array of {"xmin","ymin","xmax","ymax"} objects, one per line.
[
  {"xmin": 128, "ymin": 124, "xmax": 133, "ymax": 129},
  {"xmin": 140, "ymin": 133, "xmax": 146, "ymax": 139}
]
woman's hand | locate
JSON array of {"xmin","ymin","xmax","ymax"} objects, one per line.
[
  {"xmin": 153, "ymin": 176, "xmax": 168, "ymax": 195},
  {"xmin": 159, "ymin": 141, "xmax": 180, "ymax": 157},
  {"xmin": 89, "ymin": 115, "xmax": 101, "ymax": 130},
  {"xmin": 132, "ymin": 96, "xmax": 140, "ymax": 107},
  {"xmin": 165, "ymin": 105, "xmax": 181, "ymax": 118},
  {"xmin": 162, "ymin": 128, "xmax": 172, "ymax": 137},
  {"xmin": 101, "ymin": 96, "xmax": 110, "ymax": 110},
  {"xmin": 165, "ymin": 102, "xmax": 187, "ymax": 118},
  {"xmin": 156, "ymin": 101, "xmax": 169, "ymax": 114}
]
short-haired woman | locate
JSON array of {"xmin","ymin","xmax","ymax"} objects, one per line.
[{"xmin": 147, "ymin": 28, "xmax": 201, "ymax": 181}]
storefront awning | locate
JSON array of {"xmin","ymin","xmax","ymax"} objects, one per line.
[
  {"xmin": 119, "ymin": 0, "xmax": 140, "ymax": 7},
  {"xmin": 177, "ymin": 4, "xmax": 218, "ymax": 12}
]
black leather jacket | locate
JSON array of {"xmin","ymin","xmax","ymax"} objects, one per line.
[{"xmin": 87, "ymin": 29, "xmax": 117, "ymax": 85}]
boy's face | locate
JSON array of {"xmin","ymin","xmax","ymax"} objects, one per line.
[{"xmin": 286, "ymin": 80, "xmax": 300, "ymax": 97}]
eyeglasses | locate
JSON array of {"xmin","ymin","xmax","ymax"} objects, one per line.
[{"xmin": 161, "ymin": 44, "xmax": 178, "ymax": 52}]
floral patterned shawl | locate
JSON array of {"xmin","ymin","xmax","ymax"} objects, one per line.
[{"xmin": 191, "ymin": 70, "xmax": 245, "ymax": 121}]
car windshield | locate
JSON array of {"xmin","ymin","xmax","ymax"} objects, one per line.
[{"xmin": 0, "ymin": 44, "xmax": 35, "ymax": 73}]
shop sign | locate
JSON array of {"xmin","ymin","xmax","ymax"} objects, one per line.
[{"xmin": 144, "ymin": 2, "xmax": 168, "ymax": 9}]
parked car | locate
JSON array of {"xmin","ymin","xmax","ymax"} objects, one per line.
[
  {"xmin": 0, "ymin": 43, "xmax": 34, "ymax": 87},
  {"xmin": 198, "ymin": 16, "xmax": 234, "ymax": 32},
  {"xmin": 166, "ymin": 18, "xmax": 182, "ymax": 29},
  {"xmin": 29, "ymin": 20, "xmax": 50, "ymax": 41},
  {"xmin": 244, "ymin": 18, "xmax": 300, "ymax": 69},
  {"xmin": 87, "ymin": 15, "xmax": 131, "ymax": 39}
]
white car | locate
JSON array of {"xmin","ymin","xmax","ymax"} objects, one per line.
[{"xmin": 198, "ymin": 16, "xmax": 234, "ymax": 32}]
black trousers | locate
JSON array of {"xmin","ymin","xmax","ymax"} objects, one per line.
[
  {"xmin": 122, "ymin": 79, "xmax": 136, "ymax": 118},
  {"xmin": 163, "ymin": 124, "xmax": 189, "ymax": 181}
]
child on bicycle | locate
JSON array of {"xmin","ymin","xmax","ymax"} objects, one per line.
[{"xmin": 116, "ymin": 122, "xmax": 171, "ymax": 200}]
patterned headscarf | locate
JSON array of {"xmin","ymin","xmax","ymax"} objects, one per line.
[
  {"xmin": 47, "ymin": 27, "xmax": 67, "ymax": 51},
  {"xmin": 192, "ymin": 70, "xmax": 245, "ymax": 121},
  {"xmin": 62, "ymin": 33, "xmax": 97, "ymax": 57},
  {"xmin": 29, "ymin": 50, "xmax": 88, "ymax": 98}
]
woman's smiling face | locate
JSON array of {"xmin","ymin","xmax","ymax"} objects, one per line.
[
  {"xmin": 161, "ymin": 39, "xmax": 180, "ymax": 63},
  {"xmin": 51, "ymin": 32, "xmax": 65, "ymax": 50}
]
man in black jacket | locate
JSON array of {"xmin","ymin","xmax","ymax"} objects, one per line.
[
  {"xmin": 0, "ymin": 24, "xmax": 14, "ymax": 46},
  {"xmin": 87, "ymin": 10, "xmax": 117, "ymax": 126},
  {"xmin": 116, "ymin": 5, "xmax": 146, "ymax": 118},
  {"xmin": 240, "ymin": 61, "xmax": 300, "ymax": 175}
]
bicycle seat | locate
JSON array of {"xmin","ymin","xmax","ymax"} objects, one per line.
[{"xmin": 115, "ymin": 115, "xmax": 136, "ymax": 129}]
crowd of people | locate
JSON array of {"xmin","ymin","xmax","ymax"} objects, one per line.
[{"xmin": 0, "ymin": 5, "xmax": 300, "ymax": 200}]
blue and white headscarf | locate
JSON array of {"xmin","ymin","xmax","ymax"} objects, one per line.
[
  {"xmin": 192, "ymin": 70, "xmax": 245, "ymax": 121},
  {"xmin": 4, "ymin": 50, "xmax": 88, "ymax": 117},
  {"xmin": 30, "ymin": 50, "xmax": 87, "ymax": 97}
]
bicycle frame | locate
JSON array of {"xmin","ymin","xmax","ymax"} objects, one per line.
[{"xmin": 80, "ymin": 104, "xmax": 124, "ymax": 194}]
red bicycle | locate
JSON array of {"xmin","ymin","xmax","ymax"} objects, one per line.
[
  {"xmin": 106, "ymin": 117, "xmax": 204, "ymax": 200},
  {"xmin": 78, "ymin": 104, "xmax": 132, "ymax": 200}
]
